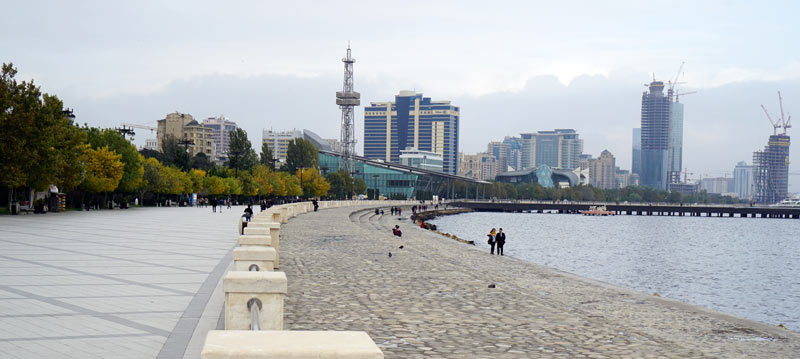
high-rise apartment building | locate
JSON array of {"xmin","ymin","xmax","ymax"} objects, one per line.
[
  {"xmin": 503, "ymin": 136, "xmax": 523, "ymax": 171},
  {"xmin": 262, "ymin": 129, "xmax": 303, "ymax": 166},
  {"xmin": 520, "ymin": 129, "xmax": 583, "ymax": 170},
  {"xmin": 487, "ymin": 141, "xmax": 510, "ymax": 175},
  {"xmin": 364, "ymin": 91, "xmax": 460, "ymax": 174},
  {"xmin": 753, "ymin": 134, "xmax": 790, "ymax": 204},
  {"xmin": 668, "ymin": 101, "xmax": 684, "ymax": 182},
  {"xmin": 157, "ymin": 112, "xmax": 216, "ymax": 159},
  {"xmin": 733, "ymin": 161, "xmax": 753, "ymax": 200},
  {"xmin": 202, "ymin": 116, "xmax": 238, "ymax": 164},
  {"xmin": 640, "ymin": 81, "xmax": 671, "ymax": 190},
  {"xmin": 458, "ymin": 152, "xmax": 496, "ymax": 181},
  {"xmin": 588, "ymin": 150, "xmax": 616, "ymax": 189},
  {"xmin": 632, "ymin": 128, "xmax": 641, "ymax": 176}
]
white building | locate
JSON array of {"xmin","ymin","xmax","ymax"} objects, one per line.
[
  {"xmin": 202, "ymin": 116, "xmax": 238, "ymax": 164},
  {"xmin": 262, "ymin": 129, "xmax": 303, "ymax": 166},
  {"xmin": 733, "ymin": 161, "xmax": 754, "ymax": 200}
]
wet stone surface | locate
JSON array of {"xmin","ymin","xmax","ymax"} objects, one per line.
[{"xmin": 281, "ymin": 206, "xmax": 800, "ymax": 358}]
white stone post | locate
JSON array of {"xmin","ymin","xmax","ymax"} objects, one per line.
[
  {"xmin": 201, "ymin": 331, "xmax": 384, "ymax": 358},
  {"xmin": 224, "ymin": 271, "xmax": 286, "ymax": 330},
  {"xmin": 232, "ymin": 247, "xmax": 276, "ymax": 272}
]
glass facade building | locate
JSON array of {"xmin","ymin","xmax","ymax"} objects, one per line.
[
  {"xmin": 632, "ymin": 128, "xmax": 641, "ymax": 176},
  {"xmin": 520, "ymin": 129, "xmax": 583, "ymax": 170},
  {"xmin": 640, "ymin": 81, "xmax": 670, "ymax": 190},
  {"xmin": 364, "ymin": 91, "xmax": 460, "ymax": 175}
]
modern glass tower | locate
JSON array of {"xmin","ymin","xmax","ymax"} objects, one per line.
[
  {"xmin": 632, "ymin": 128, "xmax": 642, "ymax": 176},
  {"xmin": 640, "ymin": 81, "xmax": 670, "ymax": 190},
  {"xmin": 364, "ymin": 91, "xmax": 460, "ymax": 174}
]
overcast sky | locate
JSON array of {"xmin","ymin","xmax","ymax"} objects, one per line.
[{"xmin": 3, "ymin": 0, "xmax": 799, "ymax": 190}]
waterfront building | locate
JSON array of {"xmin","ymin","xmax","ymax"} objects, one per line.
[
  {"xmin": 640, "ymin": 81, "xmax": 670, "ymax": 190},
  {"xmin": 487, "ymin": 141, "xmax": 510, "ymax": 174},
  {"xmin": 588, "ymin": 150, "xmax": 616, "ymax": 189},
  {"xmin": 753, "ymin": 134, "xmax": 791, "ymax": 204},
  {"xmin": 202, "ymin": 116, "xmax": 238, "ymax": 164},
  {"xmin": 458, "ymin": 152, "xmax": 496, "ymax": 181},
  {"xmin": 157, "ymin": 112, "xmax": 216, "ymax": 159},
  {"xmin": 496, "ymin": 166, "xmax": 579, "ymax": 188},
  {"xmin": 632, "ymin": 128, "xmax": 641, "ymax": 176},
  {"xmin": 733, "ymin": 161, "xmax": 754, "ymax": 200},
  {"xmin": 363, "ymin": 91, "xmax": 460, "ymax": 174},
  {"xmin": 318, "ymin": 150, "xmax": 487, "ymax": 200},
  {"xmin": 520, "ymin": 129, "xmax": 583, "ymax": 170},
  {"xmin": 614, "ymin": 168, "xmax": 639, "ymax": 189},
  {"xmin": 262, "ymin": 129, "xmax": 303, "ymax": 166},
  {"xmin": 400, "ymin": 148, "xmax": 444, "ymax": 172}
]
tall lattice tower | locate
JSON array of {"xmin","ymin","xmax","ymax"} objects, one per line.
[{"xmin": 336, "ymin": 44, "xmax": 360, "ymax": 173}]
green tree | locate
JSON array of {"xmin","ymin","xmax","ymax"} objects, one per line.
[
  {"xmin": 80, "ymin": 146, "xmax": 124, "ymax": 193},
  {"xmin": 191, "ymin": 152, "xmax": 215, "ymax": 171},
  {"xmin": 260, "ymin": 142, "xmax": 276, "ymax": 168},
  {"xmin": 1, "ymin": 63, "xmax": 87, "ymax": 208},
  {"xmin": 227, "ymin": 128, "xmax": 257, "ymax": 175},
  {"xmin": 296, "ymin": 168, "xmax": 330, "ymax": 198},
  {"xmin": 285, "ymin": 138, "xmax": 318, "ymax": 174},
  {"xmin": 161, "ymin": 134, "xmax": 191, "ymax": 171},
  {"xmin": 279, "ymin": 172, "xmax": 302, "ymax": 197}
]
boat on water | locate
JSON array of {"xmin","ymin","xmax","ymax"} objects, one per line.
[
  {"xmin": 772, "ymin": 195, "xmax": 800, "ymax": 208},
  {"xmin": 582, "ymin": 205, "xmax": 616, "ymax": 216}
]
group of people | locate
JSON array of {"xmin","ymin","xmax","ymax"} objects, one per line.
[
  {"xmin": 487, "ymin": 228, "xmax": 506, "ymax": 255},
  {"xmin": 390, "ymin": 206, "xmax": 402, "ymax": 215}
]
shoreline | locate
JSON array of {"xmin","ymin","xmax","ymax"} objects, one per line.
[{"xmin": 279, "ymin": 205, "xmax": 800, "ymax": 357}]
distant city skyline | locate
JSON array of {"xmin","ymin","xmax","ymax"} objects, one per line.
[{"xmin": 2, "ymin": 1, "xmax": 798, "ymax": 190}]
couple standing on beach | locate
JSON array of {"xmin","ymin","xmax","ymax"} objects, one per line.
[{"xmin": 487, "ymin": 228, "xmax": 506, "ymax": 255}]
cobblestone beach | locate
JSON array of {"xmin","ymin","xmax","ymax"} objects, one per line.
[{"xmin": 281, "ymin": 206, "xmax": 800, "ymax": 358}]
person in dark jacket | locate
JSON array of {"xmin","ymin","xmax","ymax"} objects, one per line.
[{"xmin": 495, "ymin": 228, "xmax": 506, "ymax": 256}]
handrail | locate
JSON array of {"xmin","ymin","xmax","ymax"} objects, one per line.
[
  {"xmin": 249, "ymin": 263, "xmax": 260, "ymax": 271},
  {"xmin": 248, "ymin": 298, "xmax": 262, "ymax": 331}
]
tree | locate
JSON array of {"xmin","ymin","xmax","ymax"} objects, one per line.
[
  {"xmin": 80, "ymin": 146, "xmax": 124, "ymax": 193},
  {"xmin": 278, "ymin": 172, "xmax": 302, "ymax": 197},
  {"xmin": 260, "ymin": 142, "xmax": 276, "ymax": 168},
  {"xmin": 296, "ymin": 168, "xmax": 330, "ymax": 198},
  {"xmin": 191, "ymin": 152, "xmax": 215, "ymax": 171},
  {"xmin": 85, "ymin": 127, "xmax": 144, "ymax": 193},
  {"xmin": 161, "ymin": 134, "xmax": 191, "ymax": 171},
  {"xmin": 285, "ymin": 138, "xmax": 318, "ymax": 174},
  {"xmin": 1, "ymin": 63, "xmax": 87, "ymax": 209},
  {"xmin": 227, "ymin": 128, "xmax": 257, "ymax": 175}
]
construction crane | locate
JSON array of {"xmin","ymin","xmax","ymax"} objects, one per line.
[
  {"xmin": 681, "ymin": 168, "xmax": 694, "ymax": 184},
  {"xmin": 675, "ymin": 90, "xmax": 697, "ymax": 102},
  {"xmin": 668, "ymin": 61, "xmax": 686, "ymax": 101},
  {"xmin": 761, "ymin": 92, "xmax": 792, "ymax": 135},
  {"xmin": 778, "ymin": 91, "xmax": 792, "ymax": 135}
]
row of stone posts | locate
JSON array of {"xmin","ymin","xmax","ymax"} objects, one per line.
[{"xmin": 201, "ymin": 200, "xmax": 388, "ymax": 358}]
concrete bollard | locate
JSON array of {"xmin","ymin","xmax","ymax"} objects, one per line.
[
  {"xmin": 238, "ymin": 234, "xmax": 272, "ymax": 247},
  {"xmin": 239, "ymin": 222, "xmax": 280, "ymax": 269},
  {"xmin": 201, "ymin": 331, "xmax": 384, "ymax": 359},
  {"xmin": 279, "ymin": 207, "xmax": 288, "ymax": 223},
  {"xmin": 232, "ymin": 247, "xmax": 276, "ymax": 272},
  {"xmin": 224, "ymin": 271, "xmax": 286, "ymax": 330}
]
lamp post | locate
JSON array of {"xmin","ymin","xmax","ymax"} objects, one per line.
[{"xmin": 372, "ymin": 174, "xmax": 380, "ymax": 200}]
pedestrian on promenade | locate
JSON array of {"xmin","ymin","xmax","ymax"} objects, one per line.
[
  {"xmin": 495, "ymin": 228, "xmax": 506, "ymax": 256},
  {"xmin": 218, "ymin": 199, "xmax": 224, "ymax": 213},
  {"xmin": 212, "ymin": 199, "xmax": 217, "ymax": 213},
  {"xmin": 227, "ymin": 197, "xmax": 232, "ymax": 209},
  {"xmin": 488, "ymin": 228, "xmax": 497, "ymax": 255},
  {"xmin": 243, "ymin": 205, "xmax": 253, "ymax": 222},
  {"xmin": 392, "ymin": 225, "xmax": 402, "ymax": 237},
  {"xmin": 313, "ymin": 199, "xmax": 319, "ymax": 212},
  {"xmin": 398, "ymin": 207, "xmax": 402, "ymax": 216}
]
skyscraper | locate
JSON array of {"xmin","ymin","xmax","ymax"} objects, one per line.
[
  {"xmin": 733, "ymin": 161, "xmax": 753, "ymax": 200},
  {"xmin": 753, "ymin": 134, "xmax": 790, "ymax": 204},
  {"xmin": 363, "ymin": 91, "xmax": 460, "ymax": 174},
  {"xmin": 520, "ymin": 129, "xmax": 583, "ymax": 170},
  {"xmin": 588, "ymin": 150, "xmax": 616, "ymax": 189},
  {"xmin": 487, "ymin": 141, "xmax": 510, "ymax": 174},
  {"xmin": 632, "ymin": 128, "xmax": 641, "ymax": 176},
  {"xmin": 640, "ymin": 81, "xmax": 670, "ymax": 190},
  {"xmin": 668, "ymin": 101, "xmax": 684, "ymax": 183},
  {"xmin": 503, "ymin": 136, "xmax": 523, "ymax": 171}
]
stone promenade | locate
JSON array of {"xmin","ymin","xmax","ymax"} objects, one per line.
[
  {"xmin": 281, "ymin": 206, "xmax": 800, "ymax": 358},
  {"xmin": 0, "ymin": 206, "xmax": 241, "ymax": 358}
]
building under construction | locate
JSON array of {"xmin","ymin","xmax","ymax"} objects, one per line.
[{"xmin": 752, "ymin": 92, "xmax": 791, "ymax": 204}]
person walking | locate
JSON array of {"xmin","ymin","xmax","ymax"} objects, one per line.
[
  {"xmin": 212, "ymin": 198, "xmax": 217, "ymax": 213},
  {"xmin": 487, "ymin": 228, "xmax": 497, "ymax": 255},
  {"xmin": 495, "ymin": 228, "xmax": 506, "ymax": 256}
]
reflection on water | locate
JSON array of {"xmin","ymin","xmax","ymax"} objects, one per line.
[{"xmin": 429, "ymin": 212, "xmax": 800, "ymax": 332}]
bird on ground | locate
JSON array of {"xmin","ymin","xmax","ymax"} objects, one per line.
[
  {"xmin": 398, "ymin": 245, "xmax": 404, "ymax": 249},
  {"xmin": 388, "ymin": 252, "xmax": 392, "ymax": 258}
]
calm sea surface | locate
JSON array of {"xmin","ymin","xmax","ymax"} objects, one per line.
[{"xmin": 429, "ymin": 212, "xmax": 800, "ymax": 332}]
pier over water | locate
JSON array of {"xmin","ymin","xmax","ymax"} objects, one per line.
[{"xmin": 451, "ymin": 200, "xmax": 800, "ymax": 219}]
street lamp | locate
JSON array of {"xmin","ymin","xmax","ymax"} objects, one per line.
[{"xmin": 372, "ymin": 174, "xmax": 380, "ymax": 200}]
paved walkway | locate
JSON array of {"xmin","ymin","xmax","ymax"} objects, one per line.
[
  {"xmin": 281, "ymin": 206, "xmax": 800, "ymax": 358},
  {"xmin": 0, "ymin": 206, "xmax": 240, "ymax": 358}
]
